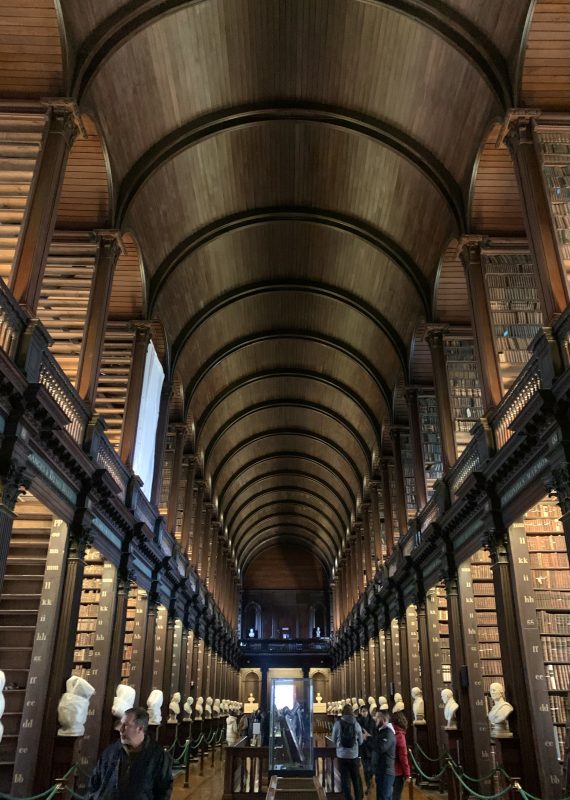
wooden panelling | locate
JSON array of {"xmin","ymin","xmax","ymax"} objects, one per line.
[
  {"xmin": 470, "ymin": 124, "xmax": 526, "ymax": 235},
  {"xmin": 0, "ymin": 0, "xmax": 63, "ymax": 97},
  {"xmin": 55, "ymin": 116, "xmax": 111, "ymax": 230},
  {"xmin": 94, "ymin": 321, "xmax": 135, "ymax": 450},
  {"xmin": 434, "ymin": 241, "xmax": 472, "ymax": 325},
  {"xmin": 520, "ymin": 0, "xmax": 570, "ymax": 110},
  {"xmin": 243, "ymin": 544, "xmax": 326, "ymax": 590},
  {"xmin": 409, "ymin": 323, "xmax": 433, "ymax": 386},
  {"xmin": 0, "ymin": 112, "xmax": 45, "ymax": 283}
]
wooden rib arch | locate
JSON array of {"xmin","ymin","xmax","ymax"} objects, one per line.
[
  {"xmin": 241, "ymin": 534, "xmax": 332, "ymax": 574},
  {"xmin": 202, "ymin": 399, "xmax": 373, "ymax": 471},
  {"xmin": 231, "ymin": 496, "xmax": 344, "ymax": 549},
  {"xmin": 184, "ymin": 331, "xmax": 394, "ymax": 414},
  {"xmin": 237, "ymin": 523, "xmax": 336, "ymax": 568},
  {"xmin": 212, "ymin": 429, "xmax": 362, "ymax": 510},
  {"xmin": 211, "ymin": 429, "xmax": 364, "ymax": 500},
  {"xmin": 236, "ymin": 520, "xmax": 338, "ymax": 570},
  {"xmin": 70, "ymin": 0, "xmax": 511, "ymax": 110},
  {"xmin": 115, "ymin": 104, "xmax": 465, "ymax": 231},
  {"xmin": 219, "ymin": 455, "xmax": 356, "ymax": 518},
  {"xmin": 152, "ymin": 209, "xmax": 431, "ymax": 319},
  {"xmin": 224, "ymin": 482, "xmax": 350, "ymax": 531},
  {"xmin": 195, "ymin": 368, "xmax": 383, "ymax": 453}
]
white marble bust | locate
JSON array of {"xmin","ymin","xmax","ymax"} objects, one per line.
[
  {"xmin": 213, "ymin": 698, "xmax": 221, "ymax": 717},
  {"xmin": 147, "ymin": 689, "xmax": 163, "ymax": 725},
  {"xmin": 411, "ymin": 686, "xmax": 425, "ymax": 725},
  {"xmin": 168, "ymin": 691, "xmax": 181, "ymax": 723},
  {"xmin": 205, "ymin": 696, "xmax": 213, "ymax": 718},
  {"xmin": 392, "ymin": 692, "xmax": 405, "ymax": 713},
  {"xmin": 57, "ymin": 676, "xmax": 96, "ymax": 736},
  {"xmin": 111, "ymin": 684, "xmax": 136, "ymax": 725},
  {"xmin": 183, "ymin": 695, "xmax": 194, "ymax": 720},
  {"xmin": 378, "ymin": 696, "xmax": 389, "ymax": 711},
  {"xmin": 441, "ymin": 688, "xmax": 458, "ymax": 730},
  {"xmin": 488, "ymin": 682, "xmax": 514, "ymax": 738},
  {"xmin": 195, "ymin": 696, "xmax": 204, "ymax": 720},
  {"xmin": 248, "ymin": 692, "xmax": 255, "ymax": 704}
]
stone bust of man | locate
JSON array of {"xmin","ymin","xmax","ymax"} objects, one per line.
[
  {"xmin": 488, "ymin": 682, "xmax": 514, "ymax": 738},
  {"xmin": 411, "ymin": 686, "xmax": 425, "ymax": 725},
  {"xmin": 441, "ymin": 688, "xmax": 458, "ymax": 729}
]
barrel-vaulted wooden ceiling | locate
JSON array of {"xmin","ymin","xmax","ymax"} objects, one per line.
[{"xmin": 5, "ymin": 0, "xmax": 562, "ymax": 575}]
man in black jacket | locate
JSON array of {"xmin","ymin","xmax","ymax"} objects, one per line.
[
  {"xmin": 86, "ymin": 707, "xmax": 172, "ymax": 800},
  {"xmin": 371, "ymin": 710, "xmax": 395, "ymax": 800}
]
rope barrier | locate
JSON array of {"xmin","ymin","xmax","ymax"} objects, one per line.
[
  {"xmin": 408, "ymin": 747, "xmax": 448, "ymax": 781},
  {"xmin": 414, "ymin": 742, "xmax": 447, "ymax": 763},
  {"xmin": 516, "ymin": 785, "xmax": 570, "ymax": 800},
  {"xmin": 447, "ymin": 761, "xmax": 512, "ymax": 800}
]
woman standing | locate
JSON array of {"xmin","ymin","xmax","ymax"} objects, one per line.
[{"xmin": 391, "ymin": 711, "xmax": 411, "ymax": 800}]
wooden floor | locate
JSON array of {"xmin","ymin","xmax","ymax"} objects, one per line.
[{"xmin": 172, "ymin": 754, "xmax": 445, "ymax": 800}]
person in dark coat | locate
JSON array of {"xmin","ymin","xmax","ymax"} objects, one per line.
[
  {"xmin": 86, "ymin": 707, "xmax": 172, "ymax": 800},
  {"xmin": 357, "ymin": 706, "xmax": 375, "ymax": 793},
  {"xmin": 370, "ymin": 710, "xmax": 395, "ymax": 800}
]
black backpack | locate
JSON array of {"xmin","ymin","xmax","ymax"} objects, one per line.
[{"xmin": 339, "ymin": 718, "xmax": 356, "ymax": 748}]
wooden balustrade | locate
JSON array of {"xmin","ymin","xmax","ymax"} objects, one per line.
[{"xmin": 38, "ymin": 349, "xmax": 90, "ymax": 444}]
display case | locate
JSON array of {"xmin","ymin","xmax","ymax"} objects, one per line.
[{"xmin": 269, "ymin": 678, "xmax": 314, "ymax": 776}]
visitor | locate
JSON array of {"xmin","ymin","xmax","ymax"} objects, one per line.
[
  {"xmin": 85, "ymin": 707, "xmax": 172, "ymax": 800},
  {"xmin": 371, "ymin": 710, "xmax": 395, "ymax": 800},
  {"xmin": 332, "ymin": 703, "xmax": 365, "ymax": 800},
  {"xmin": 357, "ymin": 706, "xmax": 375, "ymax": 793},
  {"xmin": 391, "ymin": 711, "xmax": 411, "ymax": 800}
]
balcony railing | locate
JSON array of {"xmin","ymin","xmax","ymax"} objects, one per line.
[
  {"xmin": 239, "ymin": 638, "xmax": 331, "ymax": 655},
  {"xmin": 0, "ymin": 276, "xmax": 26, "ymax": 359},
  {"xmin": 39, "ymin": 349, "xmax": 90, "ymax": 445}
]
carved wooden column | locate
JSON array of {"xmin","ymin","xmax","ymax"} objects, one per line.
[
  {"xmin": 119, "ymin": 321, "xmax": 152, "ymax": 469},
  {"xmin": 192, "ymin": 480, "xmax": 205, "ymax": 570},
  {"xmin": 415, "ymin": 592, "xmax": 439, "ymax": 759},
  {"xmin": 426, "ymin": 327, "xmax": 456, "ymax": 471},
  {"xmin": 380, "ymin": 460, "xmax": 394, "ymax": 558},
  {"xmin": 140, "ymin": 587, "xmax": 159, "ymax": 703},
  {"xmin": 99, "ymin": 563, "xmax": 131, "ymax": 751},
  {"xmin": 355, "ymin": 522, "xmax": 364, "ymax": 595},
  {"xmin": 76, "ymin": 231, "xmax": 123, "ymax": 408},
  {"xmin": 397, "ymin": 611, "xmax": 411, "ymax": 712},
  {"xmin": 161, "ymin": 608, "xmax": 177, "ymax": 721},
  {"xmin": 485, "ymin": 521, "xmax": 554, "ymax": 796},
  {"xmin": 460, "ymin": 239, "xmax": 502, "ymax": 412},
  {"xmin": 150, "ymin": 379, "xmax": 173, "ymax": 507},
  {"xmin": 361, "ymin": 504, "xmax": 373, "ymax": 583},
  {"xmin": 166, "ymin": 424, "xmax": 187, "ymax": 537},
  {"xmin": 504, "ymin": 113, "xmax": 568, "ymax": 324},
  {"xmin": 390, "ymin": 428, "xmax": 409, "ymax": 538},
  {"xmin": 0, "ymin": 461, "xmax": 27, "ymax": 593},
  {"xmin": 180, "ymin": 457, "xmax": 197, "ymax": 558},
  {"xmin": 208, "ymin": 521, "xmax": 221, "ymax": 590},
  {"xmin": 35, "ymin": 509, "xmax": 91, "ymax": 790},
  {"xmin": 10, "ymin": 102, "xmax": 80, "ymax": 313},
  {"xmin": 197, "ymin": 502, "xmax": 212, "ymax": 580},
  {"xmin": 384, "ymin": 620, "xmax": 394, "ymax": 696},
  {"xmin": 369, "ymin": 481, "xmax": 383, "ymax": 570},
  {"xmin": 405, "ymin": 388, "xmax": 427, "ymax": 510}
]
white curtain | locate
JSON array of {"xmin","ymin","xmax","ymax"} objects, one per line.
[{"xmin": 132, "ymin": 341, "xmax": 164, "ymax": 498}]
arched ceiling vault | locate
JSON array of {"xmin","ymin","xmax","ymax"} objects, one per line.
[{"xmin": 57, "ymin": 0, "xmax": 533, "ymax": 574}]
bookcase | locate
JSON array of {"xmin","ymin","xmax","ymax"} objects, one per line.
[
  {"xmin": 94, "ymin": 322, "xmax": 136, "ymax": 451},
  {"xmin": 443, "ymin": 336, "xmax": 483, "ymax": 457},
  {"xmin": 436, "ymin": 585, "xmax": 451, "ymax": 685},
  {"xmin": 400, "ymin": 431, "xmax": 416, "ymax": 521},
  {"xmin": 73, "ymin": 547, "xmax": 105, "ymax": 679},
  {"xmin": 121, "ymin": 585, "xmax": 138, "ymax": 682},
  {"xmin": 417, "ymin": 391, "xmax": 443, "ymax": 500},
  {"xmin": 536, "ymin": 129, "xmax": 570, "ymax": 288},
  {"xmin": 481, "ymin": 250, "xmax": 543, "ymax": 392},
  {"xmin": 406, "ymin": 605, "xmax": 421, "ymax": 692},
  {"xmin": 470, "ymin": 549, "xmax": 503, "ymax": 706},
  {"xmin": 524, "ymin": 499, "xmax": 570, "ymax": 761},
  {"xmin": 388, "ymin": 464, "xmax": 400, "ymax": 546},
  {"xmin": 158, "ymin": 432, "xmax": 175, "ymax": 519}
]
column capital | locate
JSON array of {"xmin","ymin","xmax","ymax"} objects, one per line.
[
  {"xmin": 41, "ymin": 97, "xmax": 86, "ymax": 144},
  {"xmin": 93, "ymin": 228, "xmax": 125, "ymax": 254},
  {"xmin": 496, "ymin": 108, "xmax": 542, "ymax": 149},
  {"xmin": 130, "ymin": 319, "xmax": 153, "ymax": 341}
]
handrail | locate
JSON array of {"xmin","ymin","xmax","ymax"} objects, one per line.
[
  {"xmin": 488, "ymin": 357, "xmax": 542, "ymax": 450},
  {"xmin": 94, "ymin": 434, "xmax": 130, "ymax": 497}
]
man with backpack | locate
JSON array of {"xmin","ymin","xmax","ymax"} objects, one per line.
[{"xmin": 331, "ymin": 703, "xmax": 366, "ymax": 800}]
